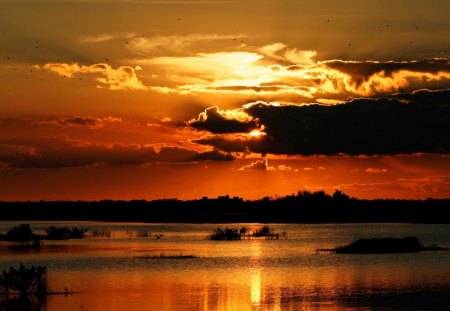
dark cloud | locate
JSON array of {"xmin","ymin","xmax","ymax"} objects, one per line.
[
  {"xmin": 192, "ymin": 89, "xmax": 450, "ymax": 156},
  {"xmin": 38, "ymin": 116, "xmax": 122, "ymax": 128},
  {"xmin": 0, "ymin": 136, "xmax": 233, "ymax": 169},
  {"xmin": 392, "ymin": 88, "xmax": 450, "ymax": 103},
  {"xmin": 57, "ymin": 116, "xmax": 99, "ymax": 127},
  {"xmin": 188, "ymin": 106, "xmax": 258, "ymax": 134},
  {"xmin": 320, "ymin": 58, "xmax": 450, "ymax": 79},
  {"xmin": 194, "ymin": 135, "xmax": 253, "ymax": 153},
  {"xmin": 284, "ymin": 58, "xmax": 450, "ymax": 93}
]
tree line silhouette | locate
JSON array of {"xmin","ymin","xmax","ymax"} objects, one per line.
[{"xmin": 0, "ymin": 190, "xmax": 449, "ymax": 223}]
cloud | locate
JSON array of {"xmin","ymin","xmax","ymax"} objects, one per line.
[
  {"xmin": 0, "ymin": 136, "xmax": 233, "ymax": 169},
  {"xmin": 238, "ymin": 159, "xmax": 295, "ymax": 171},
  {"xmin": 190, "ymin": 89, "xmax": 450, "ymax": 156},
  {"xmin": 188, "ymin": 106, "xmax": 258, "ymax": 134},
  {"xmin": 366, "ymin": 168, "xmax": 388, "ymax": 173},
  {"xmin": 38, "ymin": 116, "xmax": 122, "ymax": 129},
  {"xmin": 136, "ymin": 42, "xmax": 450, "ymax": 100},
  {"xmin": 193, "ymin": 134, "xmax": 258, "ymax": 153},
  {"xmin": 160, "ymin": 117, "xmax": 172, "ymax": 123},
  {"xmin": 80, "ymin": 32, "xmax": 136, "ymax": 43},
  {"xmin": 278, "ymin": 164, "xmax": 292, "ymax": 171},
  {"xmin": 238, "ymin": 158, "xmax": 275, "ymax": 171},
  {"xmin": 397, "ymin": 175, "xmax": 450, "ymax": 194},
  {"xmin": 259, "ymin": 43, "xmax": 317, "ymax": 65},
  {"xmin": 142, "ymin": 51, "xmax": 263, "ymax": 82},
  {"xmin": 41, "ymin": 63, "xmax": 147, "ymax": 90},
  {"xmin": 337, "ymin": 175, "xmax": 450, "ymax": 198},
  {"xmin": 42, "ymin": 39, "xmax": 450, "ymax": 100},
  {"xmin": 321, "ymin": 58, "xmax": 450, "ymax": 82},
  {"xmin": 128, "ymin": 33, "xmax": 247, "ymax": 55}
]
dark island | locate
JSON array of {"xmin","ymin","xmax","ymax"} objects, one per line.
[
  {"xmin": 0, "ymin": 224, "xmax": 87, "ymax": 242},
  {"xmin": 319, "ymin": 237, "xmax": 450, "ymax": 254},
  {"xmin": 0, "ymin": 190, "xmax": 449, "ymax": 223}
]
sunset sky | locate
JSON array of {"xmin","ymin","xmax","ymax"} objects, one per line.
[{"xmin": 1, "ymin": 0, "xmax": 449, "ymax": 201}]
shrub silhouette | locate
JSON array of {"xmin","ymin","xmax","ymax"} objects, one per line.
[
  {"xmin": 210, "ymin": 227, "xmax": 241, "ymax": 240},
  {"xmin": 252, "ymin": 226, "xmax": 272, "ymax": 237},
  {"xmin": 5, "ymin": 224, "xmax": 35, "ymax": 241},
  {"xmin": 45, "ymin": 226, "xmax": 70, "ymax": 240},
  {"xmin": 0, "ymin": 264, "xmax": 47, "ymax": 296},
  {"xmin": 67, "ymin": 227, "xmax": 88, "ymax": 239},
  {"xmin": 45, "ymin": 226, "xmax": 87, "ymax": 240}
]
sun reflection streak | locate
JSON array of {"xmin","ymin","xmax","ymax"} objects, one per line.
[
  {"xmin": 248, "ymin": 239, "xmax": 263, "ymax": 307},
  {"xmin": 250, "ymin": 270, "xmax": 261, "ymax": 306}
]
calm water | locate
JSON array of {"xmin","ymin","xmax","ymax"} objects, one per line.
[{"xmin": 0, "ymin": 222, "xmax": 449, "ymax": 310}]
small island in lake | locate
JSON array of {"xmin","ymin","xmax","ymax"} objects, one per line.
[{"xmin": 319, "ymin": 237, "xmax": 450, "ymax": 254}]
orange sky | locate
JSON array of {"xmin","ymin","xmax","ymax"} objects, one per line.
[{"xmin": 1, "ymin": 0, "xmax": 450, "ymax": 201}]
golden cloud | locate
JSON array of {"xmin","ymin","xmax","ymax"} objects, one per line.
[
  {"xmin": 41, "ymin": 63, "xmax": 147, "ymax": 90},
  {"xmin": 138, "ymin": 45, "xmax": 450, "ymax": 100},
  {"xmin": 238, "ymin": 158, "xmax": 275, "ymax": 171},
  {"xmin": 40, "ymin": 40, "xmax": 450, "ymax": 100}
]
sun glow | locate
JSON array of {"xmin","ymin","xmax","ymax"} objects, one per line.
[{"xmin": 248, "ymin": 129, "xmax": 265, "ymax": 138}]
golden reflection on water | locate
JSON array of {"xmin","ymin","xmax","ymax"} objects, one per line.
[
  {"xmin": 3, "ymin": 254, "xmax": 449, "ymax": 311},
  {"xmin": 1, "ymin": 223, "xmax": 449, "ymax": 310},
  {"xmin": 250, "ymin": 270, "xmax": 261, "ymax": 306},
  {"xmin": 249, "ymin": 240, "xmax": 262, "ymax": 307}
]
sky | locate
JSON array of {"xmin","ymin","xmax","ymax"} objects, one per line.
[{"xmin": 0, "ymin": 0, "xmax": 450, "ymax": 201}]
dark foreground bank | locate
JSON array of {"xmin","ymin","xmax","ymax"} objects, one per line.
[{"xmin": 0, "ymin": 191, "xmax": 449, "ymax": 223}]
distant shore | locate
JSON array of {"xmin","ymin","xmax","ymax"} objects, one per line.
[{"xmin": 0, "ymin": 191, "xmax": 449, "ymax": 224}]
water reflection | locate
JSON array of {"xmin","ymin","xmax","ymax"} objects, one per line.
[
  {"xmin": 51, "ymin": 281, "xmax": 449, "ymax": 311},
  {"xmin": 0, "ymin": 222, "xmax": 449, "ymax": 310},
  {"xmin": 250, "ymin": 270, "xmax": 261, "ymax": 306},
  {"xmin": 0, "ymin": 295, "xmax": 47, "ymax": 311}
]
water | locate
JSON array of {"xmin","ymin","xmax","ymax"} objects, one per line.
[{"xmin": 0, "ymin": 222, "xmax": 449, "ymax": 310}]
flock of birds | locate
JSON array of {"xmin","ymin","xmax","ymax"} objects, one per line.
[{"xmin": 3, "ymin": 19, "xmax": 424, "ymax": 78}]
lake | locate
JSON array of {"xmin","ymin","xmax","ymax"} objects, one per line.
[{"xmin": 1, "ymin": 222, "xmax": 449, "ymax": 310}]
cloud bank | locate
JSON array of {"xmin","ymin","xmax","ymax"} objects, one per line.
[
  {"xmin": 190, "ymin": 89, "xmax": 450, "ymax": 156},
  {"xmin": 40, "ymin": 37, "xmax": 450, "ymax": 102},
  {"xmin": 0, "ymin": 136, "xmax": 233, "ymax": 169}
]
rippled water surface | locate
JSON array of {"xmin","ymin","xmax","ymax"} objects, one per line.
[{"xmin": 1, "ymin": 222, "xmax": 449, "ymax": 310}]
